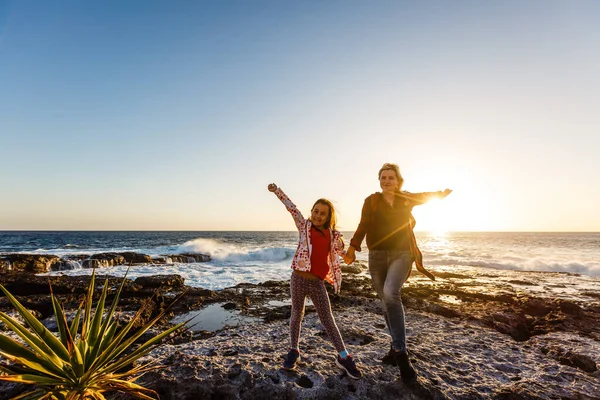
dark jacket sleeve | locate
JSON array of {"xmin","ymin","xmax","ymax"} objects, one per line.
[
  {"xmin": 349, "ymin": 196, "xmax": 372, "ymax": 252},
  {"xmin": 399, "ymin": 191, "xmax": 441, "ymax": 207}
]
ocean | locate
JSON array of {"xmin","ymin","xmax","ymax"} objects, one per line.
[{"xmin": 1, "ymin": 231, "xmax": 599, "ymax": 291}]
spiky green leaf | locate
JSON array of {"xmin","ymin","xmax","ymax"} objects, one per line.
[
  {"xmin": 0, "ymin": 352, "xmax": 64, "ymax": 381},
  {"xmin": 88, "ymin": 278, "xmax": 109, "ymax": 349},
  {"xmin": 0, "ymin": 313, "xmax": 67, "ymax": 371},
  {"xmin": 81, "ymin": 271, "xmax": 96, "ymax": 341},
  {"xmin": 0, "ymin": 285, "xmax": 70, "ymax": 362},
  {"xmin": 99, "ymin": 321, "xmax": 184, "ymax": 376},
  {"xmin": 69, "ymin": 303, "xmax": 83, "ymax": 338}
]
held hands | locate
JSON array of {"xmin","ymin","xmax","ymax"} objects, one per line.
[
  {"xmin": 343, "ymin": 246, "xmax": 356, "ymax": 265},
  {"xmin": 267, "ymin": 183, "xmax": 278, "ymax": 192}
]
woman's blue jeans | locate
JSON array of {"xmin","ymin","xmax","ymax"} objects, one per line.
[{"xmin": 368, "ymin": 249, "xmax": 413, "ymax": 352}]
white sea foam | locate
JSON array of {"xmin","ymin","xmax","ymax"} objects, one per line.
[
  {"xmin": 42, "ymin": 261, "xmax": 292, "ymax": 290},
  {"xmin": 423, "ymin": 251, "xmax": 600, "ymax": 276},
  {"xmin": 58, "ymin": 260, "xmax": 83, "ymax": 270},
  {"xmin": 39, "ymin": 237, "xmax": 296, "ymax": 289},
  {"xmin": 175, "ymin": 238, "xmax": 291, "ymax": 263},
  {"xmin": 418, "ymin": 232, "xmax": 600, "ymax": 277}
]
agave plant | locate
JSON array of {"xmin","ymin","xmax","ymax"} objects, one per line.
[{"xmin": 0, "ymin": 271, "xmax": 186, "ymax": 399}]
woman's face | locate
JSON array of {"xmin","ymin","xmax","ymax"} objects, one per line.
[{"xmin": 379, "ymin": 169, "xmax": 401, "ymax": 193}]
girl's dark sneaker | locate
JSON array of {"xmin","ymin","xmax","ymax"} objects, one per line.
[
  {"xmin": 335, "ymin": 355, "xmax": 362, "ymax": 379},
  {"xmin": 282, "ymin": 349, "xmax": 300, "ymax": 370}
]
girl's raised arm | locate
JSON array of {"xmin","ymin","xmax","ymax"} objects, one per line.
[{"xmin": 268, "ymin": 183, "xmax": 306, "ymax": 231}]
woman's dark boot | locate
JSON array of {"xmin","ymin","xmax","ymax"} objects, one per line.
[
  {"xmin": 381, "ymin": 344, "xmax": 396, "ymax": 365},
  {"xmin": 396, "ymin": 351, "xmax": 417, "ymax": 383}
]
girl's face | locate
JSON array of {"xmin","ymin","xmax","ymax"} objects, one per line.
[
  {"xmin": 379, "ymin": 169, "xmax": 401, "ymax": 193},
  {"xmin": 310, "ymin": 203, "xmax": 330, "ymax": 229}
]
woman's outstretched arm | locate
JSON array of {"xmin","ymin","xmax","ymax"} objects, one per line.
[{"xmin": 399, "ymin": 189, "xmax": 452, "ymax": 206}]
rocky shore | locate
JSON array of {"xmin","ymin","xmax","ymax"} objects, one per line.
[
  {"xmin": 1, "ymin": 265, "xmax": 599, "ymax": 399},
  {"xmin": 0, "ymin": 252, "xmax": 211, "ymax": 273}
]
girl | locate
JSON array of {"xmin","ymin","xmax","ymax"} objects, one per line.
[{"xmin": 268, "ymin": 183, "xmax": 362, "ymax": 379}]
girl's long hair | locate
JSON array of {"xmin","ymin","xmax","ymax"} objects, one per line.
[{"xmin": 311, "ymin": 198, "xmax": 337, "ymax": 230}]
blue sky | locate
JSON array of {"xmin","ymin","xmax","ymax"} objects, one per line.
[{"xmin": 1, "ymin": 1, "xmax": 599, "ymax": 231}]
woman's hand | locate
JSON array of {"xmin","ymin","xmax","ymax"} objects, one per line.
[
  {"xmin": 268, "ymin": 183, "xmax": 278, "ymax": 192},
  {"xmin": 439, "ymin": 188, "xmax": 452, "ymax": 198},
  {"xmin": 343, "ymin": 246, "xmax": 356, "ymax": 265}
]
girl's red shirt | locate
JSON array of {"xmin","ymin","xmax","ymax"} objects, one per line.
[{"xmin": 309, "ymin": 226, "xmax": 331, "ymax": 280}]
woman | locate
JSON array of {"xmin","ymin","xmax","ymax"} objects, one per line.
[{"xmin": 343, "ymin": 163, "xmax": 451, "ymax": 382}]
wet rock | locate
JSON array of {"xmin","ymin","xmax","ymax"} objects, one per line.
[
  {"xmin": 342, "ymin": 261, "xmax": 366, "ymax": 274},
  {"xmin": 508, "ymin": 280, "xmax": 536, "ymax": 286},
  {"xmin": 0, "ymin": 259, "xmax": 11, "ymax": 273},
  {"xmin": 260, "ymin": 280, "xmax": 286, "ymax": 288},
  {"xmin": 404, "ymin": 287, "xmax": 432, "ymax": 299},
  {"xmin": 489, "ymin": 312, "xmax": 531, "ymax": 341},
  {"xmin": 263, "ymin": 306, "xmax": 291, "ymax": 322},
  {"xmin": 581, "ymin": 291, "xmax": 600, "ymax": 300},
  {"xmin": 0, "ymin": 311, "xmax": 25, "ymax": 331},
  {"xmin": 0, "ymin": 274, "xmax": 55, "ymax": 296},
  {"xmin": 495, "ymin": 294, "xmax": 517, "ymax": 304},
  {"xmin": 0, "ymin": 381, "xmax": 28, "ymax": 400},
  {"xmin": 557, "ymin": 299, "xmax": 583, "ymax": 315},
  {"xmin": 119, "ymin": 252, "xmax": 153, "ymax": 264},
  {"xmin": 0, "ymin": 254, "xmax": 60, "ymax": 273},
  {"xmin": 82, "ymin": 253, "xmax": 126, "ymax": 268},
  {"xmin": 523, "ymin": 298, "xmax": 552, "ymax": 317},
  {"xmin": 56, "ymin": 255, "xmax": 87, "ymax": 270},
  {"xmin": 426, "ymin": 303, "xmax": 461, "ymax": 318},
  {"xmin": 166, "ymin": 253, "xmax": 211, "ymax": 263},
  {"xmin": 433, "ymin": 271, "xmax": 469, "ymax": 279},
  {"xmin": 81, "ymin": 259, "xmax": 103, "ymax": 269},
  {"xmin": 341, "ymin": 264, "xmax": 364, "ymax": 274},
  {"xmin": 296, "ymin": 375, "xmax": 313, "ymax": 388},
  {"xmin": 493, "ymin": 381, "xmax": 559, "ymax": 400},
  {"xmin": 186, "ymin": 287, "xmax": 215, "ymax": 297},
  {"xmin": 134, "ymin": 275, "xmax": 185, "ymax": 289},
  {"xmin": 167, "ymin": 255, "xmax": 196, "ymax": 263},
  {"xmin": 542, "ymin": 346, "xmax": 598, "ymax": 373},
  {"xmin": 181, "ymin": 253, "xmax": 211, "ymax": 262},
  {"xmin": 341, "ymin": 328, "xmax": 376, "ymax": 346},
  {"xmin": 227, "ymin": 363, "xmax": 243, "ymax": 379}
]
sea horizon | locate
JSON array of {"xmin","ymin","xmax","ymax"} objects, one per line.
[{"xmin": 2, "ymin": 230, "xmax": 599, "ymax": 233}]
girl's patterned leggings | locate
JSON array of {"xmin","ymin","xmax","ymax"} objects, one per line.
[{"xmin": 289, "ymin": 273, "xmax": 346, "ymax": 353}]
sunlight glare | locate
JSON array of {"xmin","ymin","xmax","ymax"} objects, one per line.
[{"xmin": 412, "ymin": 198, "xmax": 451, "ymax": 233}]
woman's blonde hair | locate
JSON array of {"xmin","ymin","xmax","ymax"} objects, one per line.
[
  {"xmin": 378, "ymin": 163, "xmax": 404, "ymax": 190},
  {"xmin": 311, "ymin": 198, "xmax": 337, "ymax": 230}
]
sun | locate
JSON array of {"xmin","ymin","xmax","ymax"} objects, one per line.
[
  {"xmin": 406, "ymin": 166, "xmax": 498, "ymax": 232},
  {"xmin": 412, "ymin": 198, "xmax": 452, "ymax": 233},
  {"xmin": 411, "ymin": 188, "xmax": 495, "ymax": 233}
]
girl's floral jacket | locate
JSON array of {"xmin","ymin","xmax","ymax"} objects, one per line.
[{"xmin": 273, "ymin": 187, "xmax": 346, "ymax": 294}]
